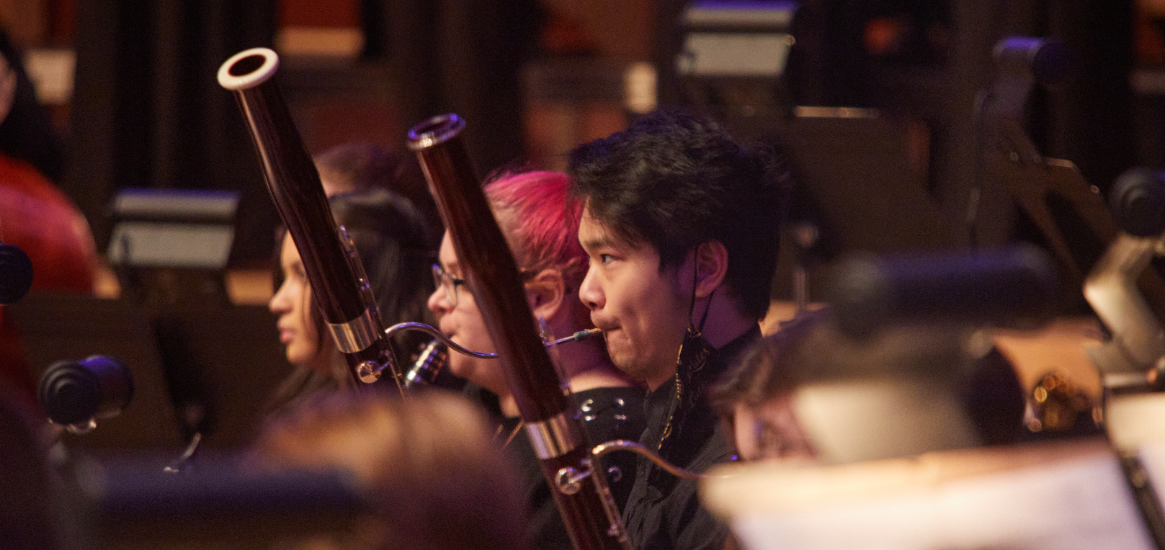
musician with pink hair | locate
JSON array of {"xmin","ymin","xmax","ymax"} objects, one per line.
[{"xmin": 427, "ymin": 169, "xmax": 644, "ymax": 549}]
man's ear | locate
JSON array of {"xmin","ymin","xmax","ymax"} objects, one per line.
[
  {"xmin": 694, "ymin": 240, "xmax": 729, "ymax": 299},
  {"xmin": 525, "ymin": 268, "xmax": 566, "ymax": 321}
]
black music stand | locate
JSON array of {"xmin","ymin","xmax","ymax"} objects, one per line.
[
  {"xmin": 6, "ymin": 292, "xmax": 184, "ymax": 454},
  {"xmin": 106, "ymin": 187, "xmax": 240, "ymax": 310}
]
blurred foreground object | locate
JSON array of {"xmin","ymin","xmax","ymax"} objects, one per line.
[
  {"xmin": 1024, "ymin": 370, "xmax": 1097, "ymax": 433},
  {"xmin": 1083, "ymin": 168, "xmax": 1165, "ymax": 548},
  {"xmin": 1084, "ymin": 168, "xmax": 1165, "ymax": 392},
  {"xmin": 0, "ymin": 148, "xmax": 96, "ymax": 295},
  {"xmin": 0, "ymin": 386, "xmax": 66, "ymax": 550},
  {"xmin": 78, "ymin": 455, "xmax": 367, "ymax": 550},
  {"xmin": 703, "ymin": 438, "xmax": 1157, "ymax": 550},
  {"xmin": 828, "ymin": 244, "xmax": 1059, "ymax": 339},
  {"xmin": 71, "ymin": 391, "xmax": 529, "ymax": 549},
  {"xmin": 712, "ymin": 244, "xmax": 1061, "ymax": 465}
]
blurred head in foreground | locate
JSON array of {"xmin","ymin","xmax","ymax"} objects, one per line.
[
  {"xmin": 712, "ymin": 312, "xmax": 823, "ymax": 462},
  {"xmin": 714, "ymin": 307, "xmax": 1025, "ymax": 464},
  {"xmin": 248, "ymin": 390, "xmax": 528, "ymax": 550}
]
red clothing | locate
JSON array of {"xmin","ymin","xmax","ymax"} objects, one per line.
[{"xmin": 0, "ymin": 154, "xmax": 98, "ymax": 407}]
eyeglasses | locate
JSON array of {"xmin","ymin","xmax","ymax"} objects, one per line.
[
  {"xmin": 432, "ymin": 263, "xmax": 542, "ymax": 307},
  {"xmin": 432, "ymin": 263, "xmax": 467, "ymax": 306}
]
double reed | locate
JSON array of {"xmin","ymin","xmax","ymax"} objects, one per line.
[
  {"xmin": 408, "ymin": 115, "xmax": 631, "ymax": 550},
  {"xmin": 217, "ymin": 48, "xmax": 403, "ymax": 392}
]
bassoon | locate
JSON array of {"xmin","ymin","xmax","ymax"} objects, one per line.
[
  {"xmin": 407, "ymin": 115, "xmax": 631, "ymax": 550},
  {"xmin": 218, "ymin": 46, "xmax": 632, "ymax": 549},
  {"xmin": 217, "ymin": 48, "xmax": 404, "ymax": 393}
]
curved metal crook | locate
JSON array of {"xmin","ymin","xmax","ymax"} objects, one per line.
[
  {"xmin": 384, "ymin": 322, "xmax": 602, "ymax": 359},
  {"xmin": 591, "ymin": 440, "xmax": 706, "ymax": 480}
]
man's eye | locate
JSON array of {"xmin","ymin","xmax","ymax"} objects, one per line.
[{"xmin": 600, "ymin": 254, "xmax": 615, "ymax": 265}]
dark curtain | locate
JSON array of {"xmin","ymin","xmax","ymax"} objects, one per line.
[
  {"xmin": 362, "ymin": 0, "xmax": 545, "ymax": 177},
  {"xmin": 1042, "ymin": 0, "xmax": 1136, "ymax": 195},
  {"xmin": 63, "ymin": 1, "xmax": 278, "ymax": 261},
  {"xmin": 653, "ymin": 0, "xmax": 688, "ymax": 110}
]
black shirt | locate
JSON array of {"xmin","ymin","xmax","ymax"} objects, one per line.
[
  {"xmin": 622, "ymin": 325, "xmax": 761, "ymax": 550},
  {"xmin": 502, "ymin": 385, "xmax": 647, "ymax": 550}
]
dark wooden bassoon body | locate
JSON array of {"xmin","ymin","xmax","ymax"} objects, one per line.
[
  {"xmin": 216, "ymin": 48, "xmax": 403, "ymax": 392},
  {"xmin": 408, "ymin": 115, "xmax": 631, "ymax": 550}
]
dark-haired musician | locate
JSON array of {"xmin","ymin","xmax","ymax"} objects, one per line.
[
  {"xmin": 266, "ymin": 187, "xmax": 436, "ymax": 415},
  {"xmin": 568, "ymin": 109, "xmax": 792, "ymax": 550}
]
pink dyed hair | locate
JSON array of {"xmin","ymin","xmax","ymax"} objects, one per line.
[{"xmin": 484, "ymin": 170, "xmax": 586, "ymax": 287}]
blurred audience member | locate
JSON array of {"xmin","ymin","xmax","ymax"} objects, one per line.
[
  {"xmin": 0, "ymin": 143, "xmax": 97, "ymax": 413},
  {"xmin": 713, "ymin": 307, "xmax": 1028, "ymax": 463},
  {"xmin": 711, "ymin": 312, "xmax": 824, "ymax": 462},
  {"xmin": 0, "ymin": 25, "xmax": 97, "ymax": 408},
  {"xmin": 248, "ymin": 389, "xmax": 529, "ymax": 550}
]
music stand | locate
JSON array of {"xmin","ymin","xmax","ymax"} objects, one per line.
[
  {"xmin": 106, "ymin": 188, "xmax": 240, "ymax": 309},
  {"xmin": 6, "ymin": 292, "xmax": 184, "ymax": 453}
]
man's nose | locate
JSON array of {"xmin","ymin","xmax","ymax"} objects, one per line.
[{"xmin": 578, "ymin": 266, "xmax": 603, "ymax": 311}]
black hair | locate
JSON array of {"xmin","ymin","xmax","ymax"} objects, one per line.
[
  {"xmin": 327, "ymin": 187, "xmax": 437, "ymax": 355},
  {"xmin": 313, "ymin": 142, "xmax": 444, "ymax": 249},
  {"xmin": 567, "ymin": 109, "xmax": 791, "ymax": 319}
]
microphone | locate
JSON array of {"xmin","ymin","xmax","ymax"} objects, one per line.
[
  {"xmin": 0, "ymin": 241, "xmax": 33, "ymax": 305},
  {"xmin": 38, "ymin": 355, "xmax": 134, "ymax": 432},
  {"xmin": 1109, "ymin": 168, "xmax": 1165, "ymax": 238},
  {"xmin": 828, "ymin": 245, "xmax": 1060, "ymax": 338},
  {"xmin": 993, "ymin": 36, "xmax": 1075, "ymax": 87}
]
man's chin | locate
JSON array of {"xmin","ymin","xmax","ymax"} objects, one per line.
[
  {"xmin": 607, "ymin": 350, "xmax": 653, "ymax": 384},
  {"xmin": 604, "ymin": 343, "xmax": 629, "ymax": 368}
]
